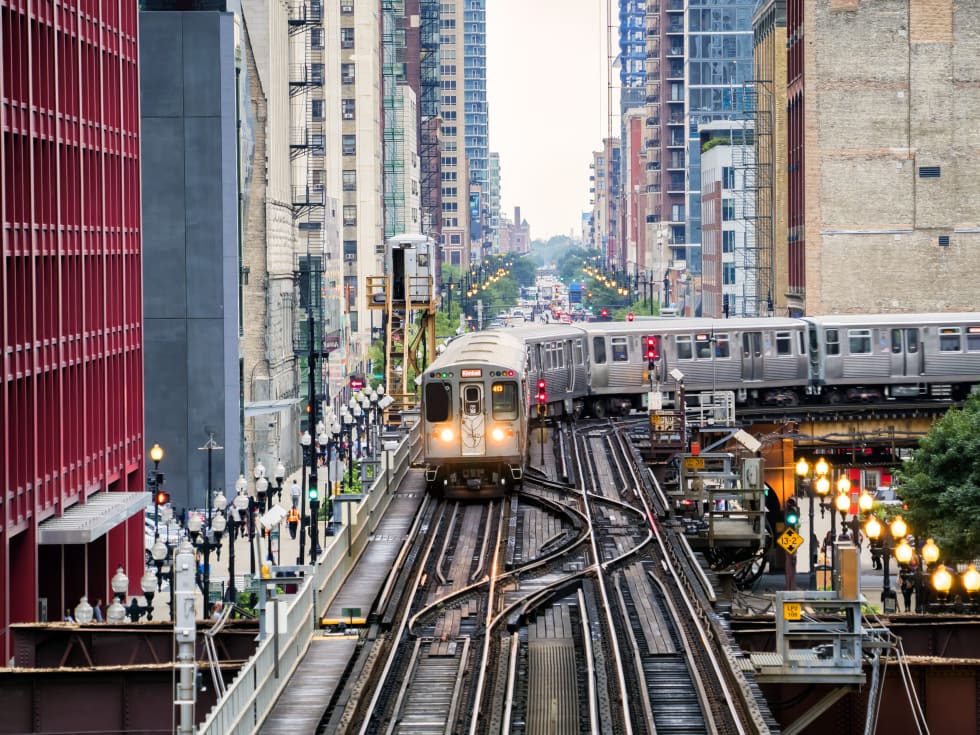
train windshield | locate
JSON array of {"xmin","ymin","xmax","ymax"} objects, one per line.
[
  {"xmin": 424, "ymin": 382, "xmax": 452, "ymax": 422},
  {"xmin": 491, "ymin": 382, "xmax": 518, "ymax": 420}
]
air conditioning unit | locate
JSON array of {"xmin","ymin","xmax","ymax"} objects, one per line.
[{"xmin": 343, "ymin": 112, "xmax": 354, "ymax": 120}]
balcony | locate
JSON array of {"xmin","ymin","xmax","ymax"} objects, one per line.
[
  {"xmin": 288, "ymin": 0, "xmax": 322, "ymax": 26},
  {"xmin": 292, "ymin": 184, "xmax": 325, "ymax": 208},
  {"xmin": 289, "ymin": 63, "xmax": 324, "ymax": 93}
]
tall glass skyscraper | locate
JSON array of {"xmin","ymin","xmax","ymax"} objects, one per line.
[{"xmin": 684, "ymin": 1, "xmax": 756, "ymax": 273}]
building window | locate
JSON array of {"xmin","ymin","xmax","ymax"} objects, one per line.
[
  {"xmin": 722, "ymin": 263, "xmax": 735, "ymax": 285},
  {"xmin": 340, "ymin": 0, "xmax": 353, "ymax": 12},
  {"xmin": 341, "ymin": 27, "xmax": 354, "ymax": 48},
  {"xmin": 450, "ymin": 234, "xmax": 461, "ymax": 244},
  {"xmin": 342, "ymin": 135, "xmax": 356, "ymax": 155},
  {"xmin": 311, "ymin": 99, "xmax": 324, "ymax": 121},
  {"xmin": 722, "ymin": 199, "xmax": 735, "ymax": 221},
  {"xmin": 343, "ymin": 240, "xmax": 357, "ymax": 256},
  {"xmin": 723, "ymin": 230, "xmax": 735, "ymax": 253},
  {"xmin": 722, "ymin": 166, "xmax": 735, "ymax": 189},
  {"xmin": 343, "ymin": 169, "xmax": 356, "ymax": 191},
  {"xmin": 341, "ymin": 63, "xmax": 355, "ymax": 84},
  {"xmin": 342, "ymin": 99, "xmax": 355, "ymax": 120},
  {"xmin": 311, "ymin": 27, "xmax": 323, "ymax": 50},
  {"xmin": 343, "ymin": 205, "xmax": 357, "ymax": 226},
  {"xmin": 450, "ymin": 250, "xmax": 461, "ymax": 265}
]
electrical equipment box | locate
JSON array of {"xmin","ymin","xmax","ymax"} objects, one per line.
[
  {"xmin": 385, "ymin": 233, "xmax": 434, "ymax": 304},
  {"xmin": 835, "ymin": 543, "xmax": 861, "ymax": 599}
]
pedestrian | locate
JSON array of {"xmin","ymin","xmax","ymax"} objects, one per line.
[
  {"xmin": 821, "ymin": 530, "xmax": 835, "ymax": 558},
  {"xmin": 287, "ymin": 506, "xmax": 300, "ymax": 540},
  {"xmin": 869, "ymin": 539, "xmax": 883, "ymax": 570},
  {"xmin": 290, "ymin": 479, "xmax": 300, "ymax": 509},
  {"xmin": 211, "ymin": 601, "xmax": 224, "ymax": 620},
  {"xmin": 93, "ymin": 598, "xmax": 104, "ymax": 623},
  {"xmin": 900, "ymin": 570, "xmax": 914, "ymax": 612}
]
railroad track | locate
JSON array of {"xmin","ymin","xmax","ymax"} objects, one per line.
[{"xmin": 329, "ymin": 420, "xmax": 777, "ymax": 735}]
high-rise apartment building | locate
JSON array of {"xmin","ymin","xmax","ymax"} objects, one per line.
[
  {"xmin": 439, "ymin": 1, "xmax": 471, "ymax": 267},
  {"xmin": 340, "ymin": 1, "xmax": 384, "ymax": 351},
  {"xmin": 788, "ymin": 1, "xmax": 980, "ymax": 314},
  {"xmin": 489, "ymin": 151, "xmax": 501, "ymax": 252},
  {"xmin": 591, "ymin": 140, "xmax": 621, "ymax": 266},
  {"xmin": 462, "ymin": 0, "xmax": 489, "ymax": 256},
  {"xmin": 1, "ymin": 0, "xmax": 146, "ymax": 659}
]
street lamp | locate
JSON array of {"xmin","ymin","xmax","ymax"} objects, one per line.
[
  {"xmin": 865, "ymin": 514, "xmax": 909, "ymax": 613},
  {"xmin": 74, "ymin": 596, "xmax": 94, "ymax": 624},
  {"xmin": 274, "ymin": 460, "xmax": 286, "ymax": 503},
  {"xmin": 795, "ymin": 457, "xmax": 831, "ymax": 590},
  {"xmin": 361, "ymin": 391, "xmax": 374, "ymax": 457},
  {"xmin": 255, "ymin": 462, "xmax": 269, "ymax": 514},
  {"xmin": 299, "ymin": 430, "xmax": 312, "ymax": 564},
  {"xmin": 187, "ymin": 491, "xmax": 226, "ymax": 618},
  {"xmin": 342, "ymin": 411, "xmax": 355, "ymax": 492},
  {"xmin": 107, "ymin": 566, "xmax": 128, "ymax": 623}
]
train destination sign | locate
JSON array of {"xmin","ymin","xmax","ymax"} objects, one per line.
[{"xmin": 460, "ymin": 369, "xmax": 483, "ymax": 378}]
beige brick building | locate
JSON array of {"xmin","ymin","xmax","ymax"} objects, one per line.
[{"xmin": 798, "ymin": 0, "xmax": 980, "ymax": 315}]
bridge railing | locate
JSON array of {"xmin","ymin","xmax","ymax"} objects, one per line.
[{"xmin": 197, "ymin": 421, "xmax": 421, "ymax": 735}]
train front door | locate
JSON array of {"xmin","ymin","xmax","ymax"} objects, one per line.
[
  {"xmin": 741, "ymin": 331, "xmax": 764, "ymax": 381},
  {"xmin": 460, "ymin": 383, "xmax": 486, "ymax": 457},
  {"xmin": 889, "ymin": 327, "xmax": 922, "ymax": 377}
]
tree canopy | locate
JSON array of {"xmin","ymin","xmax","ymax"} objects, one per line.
[{"xmin": 895, "ymin": 392, "xmax": 980, "ymax": 561}]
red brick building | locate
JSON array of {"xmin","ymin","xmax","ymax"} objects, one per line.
[{"xmin": 1, "ymin": 0, "xmax": 145, "ymax": 659}]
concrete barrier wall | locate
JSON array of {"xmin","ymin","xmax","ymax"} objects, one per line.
[{"xmin": 197, "ymin": 422, "xmax": 420, "ymax": 734}]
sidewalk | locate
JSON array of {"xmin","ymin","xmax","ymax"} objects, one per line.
[{"xmin": 148, "ymin": 467, "xmax": 340, "ymax": 621}]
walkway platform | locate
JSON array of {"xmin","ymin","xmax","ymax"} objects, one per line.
[
  {"xmin": 258, "ymin": 636, "xmax": 358, "ymax": 734},
  {"xmin": 259, "ymin": 469, "xmax": 427, "ymax": 730}
]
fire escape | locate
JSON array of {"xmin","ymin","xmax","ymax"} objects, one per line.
[{"xmin": 288, "ymin": 0, "xmax": 333, "ymax": 421}]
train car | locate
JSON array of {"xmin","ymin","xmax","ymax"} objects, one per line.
[
  {"xmin": 580, "ymin": 317, "xmax": 811, "ymax": 413},
  {"xmin": 805, "ymin": 313, "xmax": 980, "ymax": 402},
  {"xmin": 421, "ymin": 331, "xmax": 529, "ymax": 497},
  {"xmin": 503, "ymin": 323, "xmax": 589, "ymax": 417}
]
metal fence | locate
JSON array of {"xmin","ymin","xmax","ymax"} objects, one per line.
[{"xmin": 197, "ymin": 423, "xmax": 419, "ymax": 734}]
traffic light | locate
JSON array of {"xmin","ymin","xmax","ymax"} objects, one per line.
[
  {"xmin": 627, "ymin": 312, "xmax": 634, "ymax": 322},
  {"xmin": 785, "ymin": 498, "xmax": 800, "ymax": 528},
  {"xmin": 645, "ymin": 335, "xmax": 659, "ymax": 369},
  {"xmin": 309, "ymin": 485, "xmax": 319, "ymax": 501},
  {"xmin": 600, "ymin": 309, "xmax": 609, "ymax": 320},
  {"xmin": 154, "ymin": 490, "xmax": 169, "ymax": 506},
  {"xmin": 536, "ymin": 379, "xmax": 547, "ymax": 404}
]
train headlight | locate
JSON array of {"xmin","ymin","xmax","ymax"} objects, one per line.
[
  {"xmin": 438, "ymin": 428, "xmax": 454, "ymax": 442},
  {"xmin": 491, "ymin": 427, "xmax": 505, "ymax": 441}
]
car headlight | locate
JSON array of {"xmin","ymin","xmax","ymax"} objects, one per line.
[
  {"xmin": 439, "ymin": 428, "xmax": 454, "ymax": 442},
  {"xmin": 491, "ymin": 427, "xmax": 505, "ymax": 441}
]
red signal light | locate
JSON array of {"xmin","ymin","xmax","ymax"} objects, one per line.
[
  {"xmin": 154, "ymin": 490, "xmax": 169, "ymax": 506},
  {"xmin": 627, "ymin": 312, "xmax": 634, "ymax": 321},
  {"xmin": 646, "ymin": 336, "xmax": 660, "ymax": 368},
  {"xmin": 601, "ymin": 309, "xmax": 609, "ymax": 318},
  {"xmin": 536, "ymin": 379, "xmax": 547, "ymax": 404}
]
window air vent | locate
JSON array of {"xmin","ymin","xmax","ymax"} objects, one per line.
[
  {"xmin": 938, "ymin": 235, "xmax": 950, "ymax": 247},
  {"xmin": 918, "ymin": 166, "xmax": 941, "ymax": 178}
]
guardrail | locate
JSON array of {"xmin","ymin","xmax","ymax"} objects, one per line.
[{"xmin": 197, "ymin": 422, "xmax": 420, "ymax": 734}]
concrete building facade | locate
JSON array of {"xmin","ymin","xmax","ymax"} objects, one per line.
[
  {"xmin": 439, "ymin": 1, "xmax": 471, "ymax": 267},
  {"xmin": 140, "ymin": 9, "xmax": 241, "ymax": 509}
]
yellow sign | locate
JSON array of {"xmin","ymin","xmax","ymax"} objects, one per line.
[
  {"xmin": 776, "ymin": 527, "xmax": 804, "ymax": 555},
  {"xmin": 684, "ymin": 457, "xmax": 705, "ymax": 470},
  {"xmin": 783, "ymin": 602, "xmax": 802, "ymax": 621},
  {"xmin": 651, "ymin": 412, "xmax": 678, "ymax": 431}
]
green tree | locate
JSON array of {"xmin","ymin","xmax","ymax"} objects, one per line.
[{"xmin": 895, "ymin": 392, "xmax": 980, "ymax": 561}]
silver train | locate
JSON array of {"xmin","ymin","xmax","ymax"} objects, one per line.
[{"xmin": 421, "ymin": 312, "xmax": 980, "ymax": 496}]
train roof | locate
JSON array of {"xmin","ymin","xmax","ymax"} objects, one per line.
[
  {"xmin": 579, "ymin": 317, "xmax": 804, "ymax": 335},
  {"xmin": 496, "ymin": 324, "xmax": 585, "ymax": 341},
  {"xmin": 427, "ymin": 331, "xmax": 527, "ymax": 375},
  {"xmin": 804, "ymin": 312, "xmax": 980, "ymax": 327}
]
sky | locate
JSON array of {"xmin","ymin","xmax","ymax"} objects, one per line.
[{"xmin": 487, "ymin": 1, "xmax": 614, "ymax": 241}]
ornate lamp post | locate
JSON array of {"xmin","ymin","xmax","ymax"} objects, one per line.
[
  {"xmin": 342, "ymin": 410, "xmax": 355, "ymax": 492},
  {"xmin": 74, "ymin": 596, "xmax": 94, "ymax": 624},
  {"xmin": 298, "ymin": 430, "xmax": 312, "ymax": 564},
  {"xmin": 796, "ymin": 457, "xmax": 830, "ymax": 589},
  {"xmin": 187, "ymin": 488, "xmax": 226, "ymax": 618},
  {"xmin": 866, "ymin": 514, "xmax": 910, "ymax": 613},
  {"xmin": 254, "ymin": 460, "xmax": 269, "ymax": 514},
  {"xmin": 107, "ymin": 566, "xmax": 128, "ymax": 623},
  {"xmin": 274, "ymin": 460, "xmax": 286, "ymax": 503},
  {"xmin": 361, "ymin": 391, "xmax": 374, "ymax": 457}
]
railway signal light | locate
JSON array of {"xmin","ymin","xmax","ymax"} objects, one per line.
[
  {"xmin": 627, "ymin": 312, "xmax": 634, "ymax": 322},
  {"xmin": 600, "ymin": 309, "xmax": 609, "ymax": 320},
  {"xmin": 645, "ymin": 336, "xmax": 659, "ymax": 369},
  {"xmin": 536, "ymin": 379, "xmax": 547, "ymax": 404},
  {"xmin": 785, "ymin": 498, "xmax": 800, "ymax": 529},
  {"xmin": 309, "ymin": 485, "xmax": 319, "ymax": 501}
]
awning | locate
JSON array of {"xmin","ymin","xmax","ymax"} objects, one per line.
[
  {"xmin": 38, "ymin": 492, "xmax": 150, "ymax": 545},
  {"xmin": 244, "ymin": 398, "xmax": 300, "ymax": 418}
]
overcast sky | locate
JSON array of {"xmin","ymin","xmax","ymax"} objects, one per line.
[{"xmin": 487, "ymin": 1, "xmax": 614, "ymax": 241}]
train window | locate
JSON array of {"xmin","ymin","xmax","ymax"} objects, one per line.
[
  {"xmin": 891, "ymin": 329, "xmax": 902, "ymax": 354},
  {"xmin": 593, "ymin": 337, "xmax": 607, "ymax": 364},
  {"xmin": 967, "ymin": 328, "xmax": 980, "ymax": 352},
  {"xmin": 491, "ymin": 382, "xmax": 518, "ymax": 419},
  {"xmin": 825, "ymin": 329, "xmax": 840, "ymax": 355},
  {"xmin": 695, "ymin": 336, "xmax": 712, "ymax": 358},
  {"xmin": 907, "ymin": 329, "xmax": 919, "ymax": 352},
  {"xmin": 848, "ymin": 329, "xmax": 872, "ymax": 354},
  {"xmin": 463, "ymin": 384, "xmax": 482, "ymax": 415},
  {"xmin": 677, "ymin": 335, "xmax": 693, "ymax": 360},
  {"xmin": 611, "ymin": 337, "xmax": 629, "ymax": 362},
  {"xmin": 939, "ymin": 328, "xmax": 962, "ymax": 352},
  {"xmin": 715, "ymin": 334, "xmax": 730, "ymax": 358},
  {"xmin": 574, "ymin": 339, "xmax": 584, "ymax": 365},
  {"xmin": 775, "ymin": 332, "xmax": 792, "ymax": 356},
  {"xmin": 424, "ymin": 382, "xmax": 451, "ymax": 422}
]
